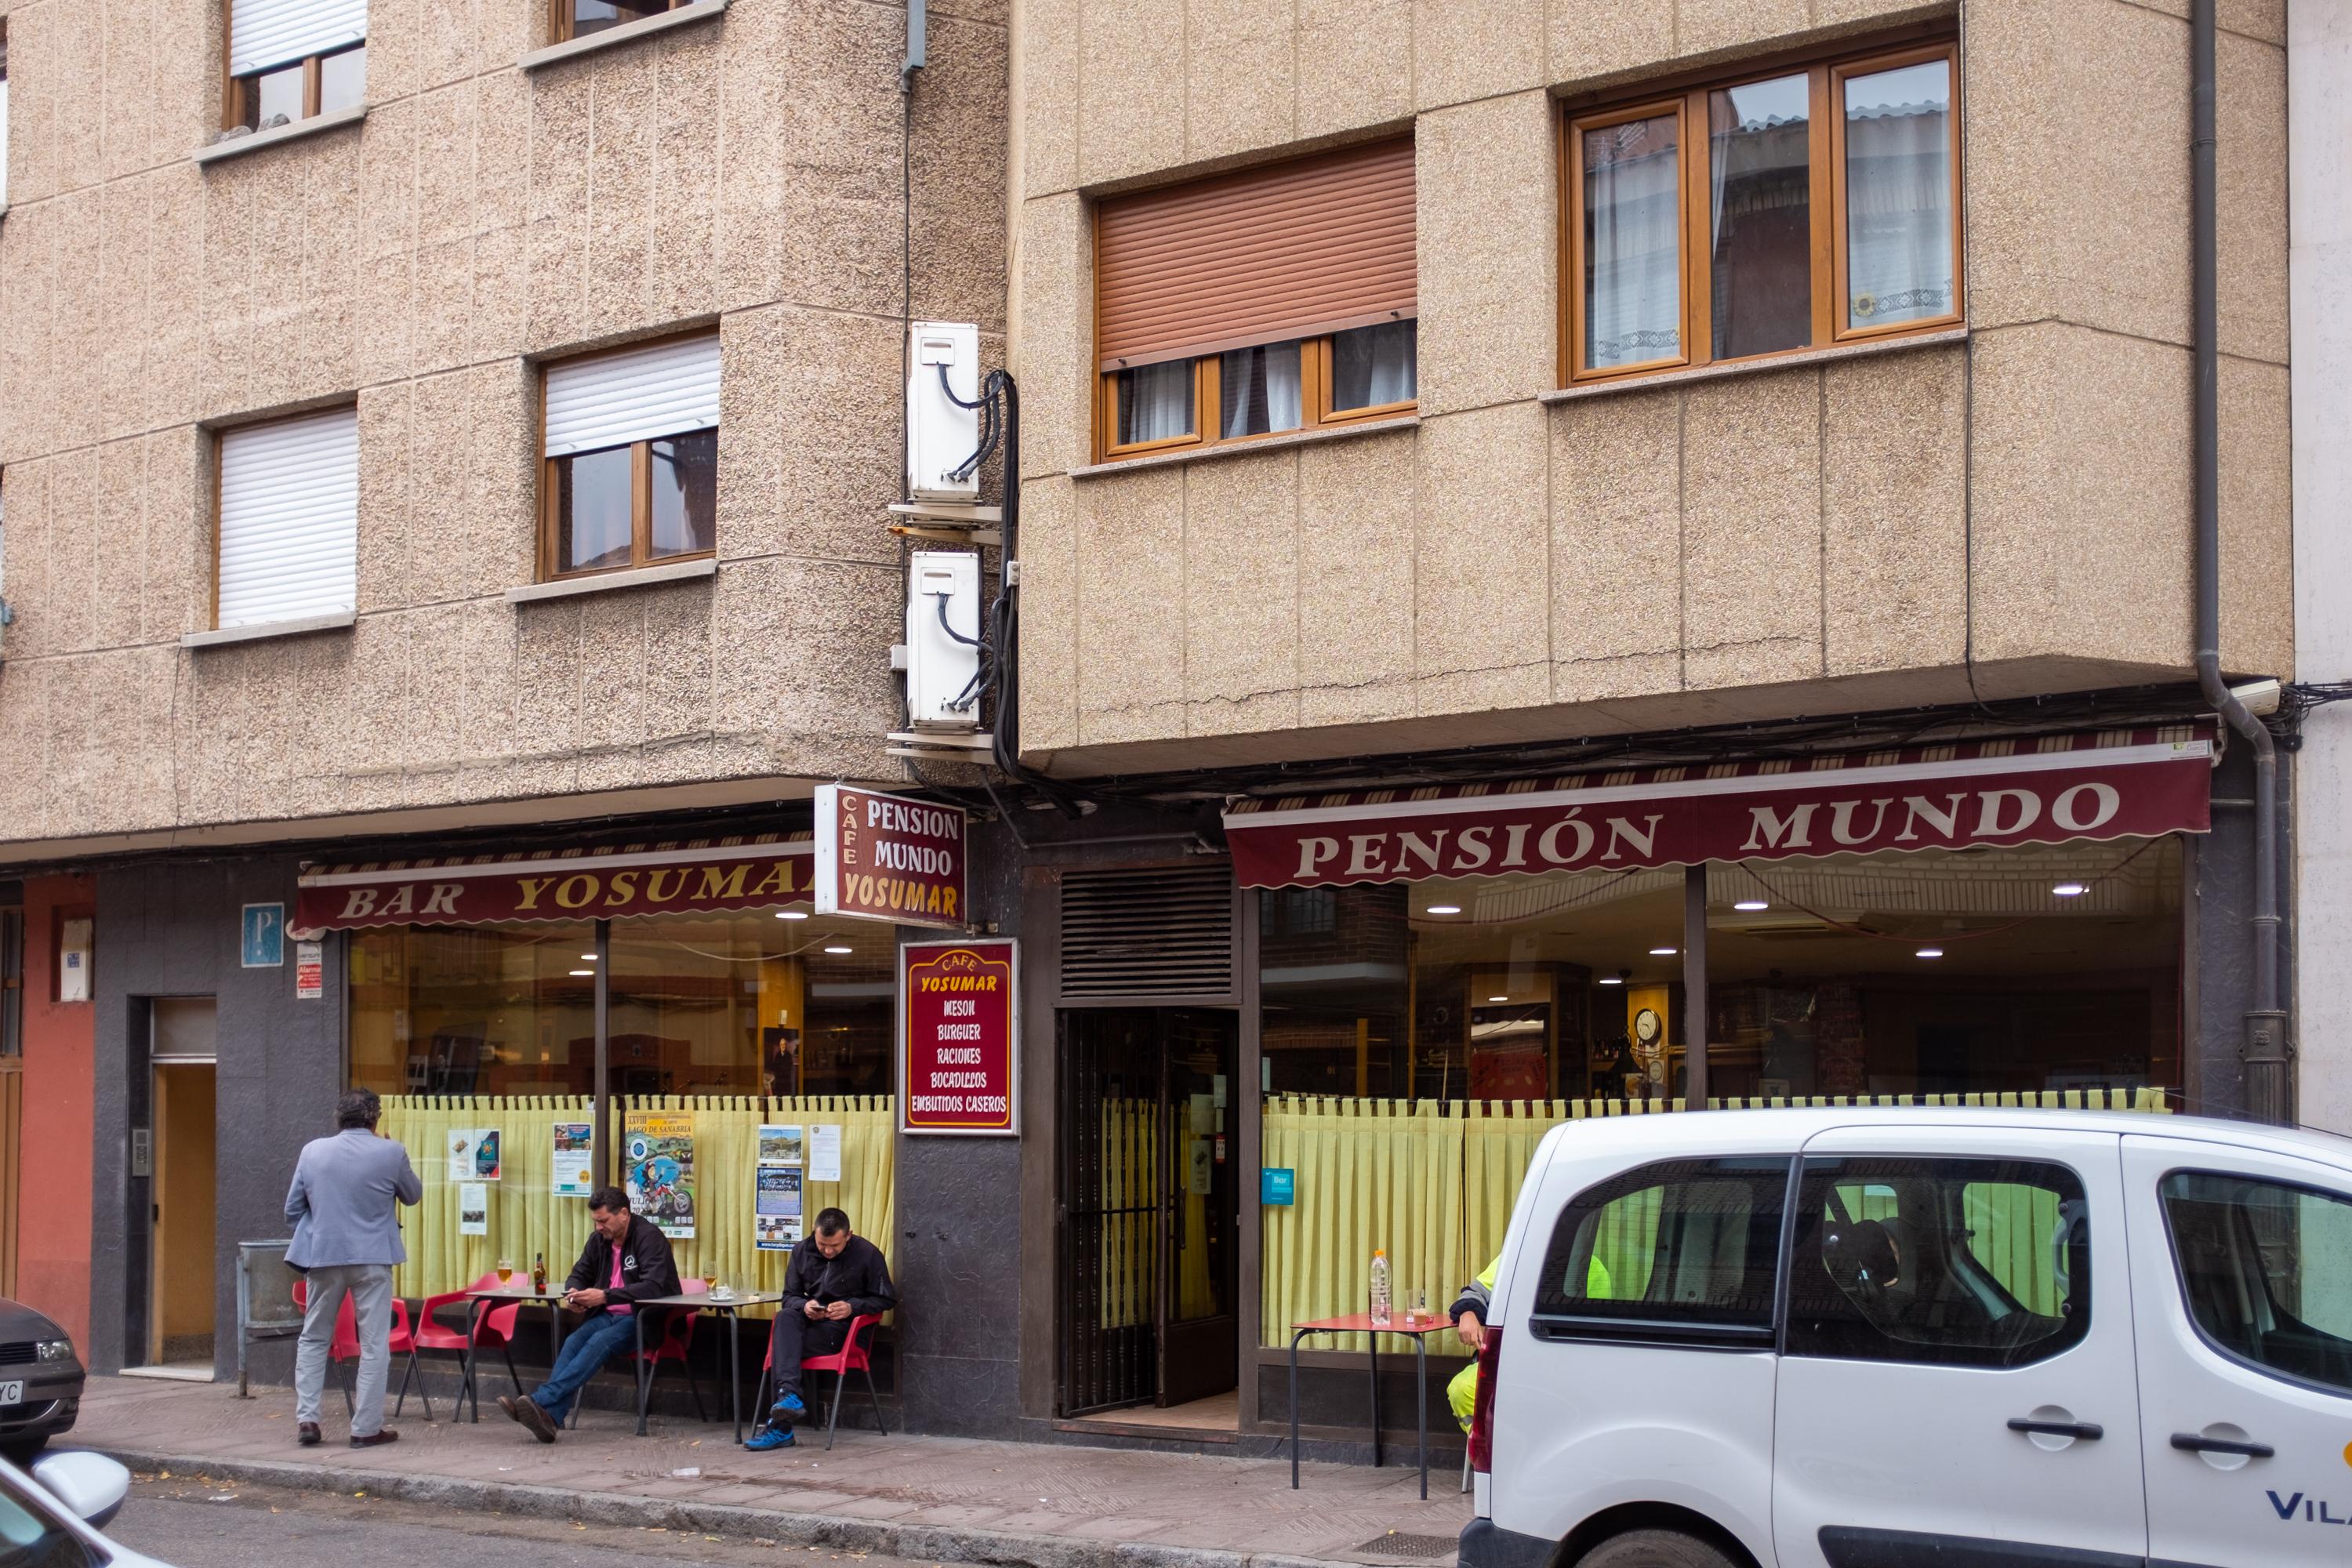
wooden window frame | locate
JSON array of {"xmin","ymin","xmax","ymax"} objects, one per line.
[
  {"xmin": 535, "ymin": 339, "xmax": 719, "ymax": 583},
  {"xmin": 1560, "ymin": 38, "xmax": 1962, "ymax": 387},
  {"xmin": 222, "ymin": 39, "xmax": 364, "ymax": 131},
  {"xmin": 1095, "ymin": 324, "xmax": 1418, "ymax": 463},
  {"xmin": 550, "ymin": 0, "xmax": 693, "ymax": 45}
]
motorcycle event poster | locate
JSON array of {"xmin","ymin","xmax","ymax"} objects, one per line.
[{"xmin": 622, "ymin": 1111, "xmax": 697, "ymax": 1239}]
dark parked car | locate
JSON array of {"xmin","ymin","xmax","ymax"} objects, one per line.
[{"xmin": 0, "ymin": 1301, "xmax": 84, "ymax": 1462}]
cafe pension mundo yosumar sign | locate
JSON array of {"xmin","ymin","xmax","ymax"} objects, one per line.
[
  {"xmin": 898, "ymin": 938, "xmax": 1018, "ymax": 1136},
  {"xmin": 813, "ymin": 784, "xmax": 969, "ymax": 929}
]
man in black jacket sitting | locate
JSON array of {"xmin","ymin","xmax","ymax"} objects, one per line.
[
  {"xmin": 745, "ymin": 1207, "xmax": 895, "ymax": 1451},
  {"xmin": 499, "ymin": 1186, "xmax": 681, "ymax": 1442}
]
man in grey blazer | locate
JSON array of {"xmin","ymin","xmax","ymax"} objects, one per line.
[{"xmin": 286, "ymin": 1088, "xmax": 423, "ymax": 1448}]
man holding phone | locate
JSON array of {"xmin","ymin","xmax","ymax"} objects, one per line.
[
  {"xmin": 744, "ymin": 1207, "xmax": 894, "ymax": 1451},
  {"xmin": 499, "ymin": 1186, "xmax": 680, "ymax": 1442}
]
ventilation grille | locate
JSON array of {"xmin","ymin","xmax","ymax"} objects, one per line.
[{"xmin": 1060, "ymin": 866, "xmax": 1234, "ymax": 999}]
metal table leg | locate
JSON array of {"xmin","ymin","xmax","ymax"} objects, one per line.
[
  {"xmin": 462, "ymin": 1298, "xmax": 488, "ymax": 1423},
  {"xmin": 728, "ymin": 1308, "xmax": 743, "ymax": 1445},
  {"xmin": 633, "ymin": 1311, "xmax": 652, "ymax": 1436},
  {"xmin": 1413, "ymin": 1333, "xmax": 1427, "ymax": 1500},
  {"xmin": 1369, "ymin": 1330, "xmax": 1382, "ymax": 1470},
  {"xmin": 1290, "ymin": 1329, "xmax": 1311, "ymax": 1490}
]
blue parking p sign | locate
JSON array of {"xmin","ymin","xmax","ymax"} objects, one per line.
[
  {"xmin": 1261, "ymin": 1167, "xmax": 1294, "ymax": 1206},
  {"xmin": 241, "ymin": 903, "xmax": 285, "ymax": 968}
]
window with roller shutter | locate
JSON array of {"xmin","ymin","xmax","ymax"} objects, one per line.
[
  {"xmin": 538, "ymin": 332, "xmax": 721, "ymax": 581},
  {"xmin": 213, "ymin": 407, "xmax": 361, "ymax": 633},
  {"xmin": 222, "ymin": 0, "xmax": 366, "ymax": 132}
]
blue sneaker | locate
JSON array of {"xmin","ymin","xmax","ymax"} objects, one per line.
[
  {"xmin": 745, "ymin": 1422, "xmax": 795, "ymax": 1452},
  {"xmin": 775, "ymin": 1392, "xmax": 806, "ymax": 1420}
]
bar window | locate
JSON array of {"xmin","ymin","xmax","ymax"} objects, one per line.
[
  {"xmin": 223, "ymin": 0, "xmax": 367, "ymax": 131},
  {"xmin": 555, "ymin": 0, "xmax": 696, "ymax": 42},
  {"xmin": 539, "ymin": 334, "xmax": 720, "ymax": 580},
  {"xmin": 1566, "ymin": 41, "xmax": 1958, "ymax": 383},
  {"xmin": 1095, "ymin": 140, "xmax": 1417, "ymax": 462}
]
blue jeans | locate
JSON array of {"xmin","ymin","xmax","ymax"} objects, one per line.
[{"xmin": 529, "ymin": 1311, "xmax": 640, "ymax": 1423}]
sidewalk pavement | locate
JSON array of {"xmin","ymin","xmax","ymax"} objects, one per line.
[{"xmin": 72, "ymin": 1377, "xmax": 1471, "ymax": 1568}]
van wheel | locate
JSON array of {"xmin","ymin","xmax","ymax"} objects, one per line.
[{"xmin": 1573, "ymin": 1528, "xmax": 1739, "ymax": 1568}]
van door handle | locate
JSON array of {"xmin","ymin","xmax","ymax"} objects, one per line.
[
  {"xmin": 2008, "ymin": 1418, "xmax": 2103, "ymax": 1440},
  {"xmin": 2171, "ymin": 1432, "xmax": 2274, "ymax": 1458}
]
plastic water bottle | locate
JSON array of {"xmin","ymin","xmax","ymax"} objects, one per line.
[{"xmin": 1370, "ymin": 1249, "xmax": 1392, "ymax": 1326}]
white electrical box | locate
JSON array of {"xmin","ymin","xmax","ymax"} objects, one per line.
[
  {"xmin": 59, "ymin": 917, "xmax": 92, "ymax": 1003},
  {"xmin": 906, "ymin": 321, "xmax": 982, "ymax": 503},
  {"xmin": 906, "ymin": 550, "xmax": 983, "ymax": 731}
]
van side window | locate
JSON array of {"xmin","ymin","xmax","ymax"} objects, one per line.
[
  {"xmin": 1532, "ymin": 1157, "xmax": 1791, "ymax": 1344},
  {"xmin": 2161, "ymin": 1171, "xmax": 2352, "ymax": 1396},
  {"xmin": 1785, "ymin": 1156, "xmax": 2090, "ymax": 1368}
]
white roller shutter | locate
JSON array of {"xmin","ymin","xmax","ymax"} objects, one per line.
[
  {"xmin": 217, "ymin": 408, "xmax": 359, "ymax": 631},
  {"xmin": 543, "ymin": 335, "xmax": 722, "ymax": 459},
  {"xmin": 230, "ymin": 0, "xmax": 366, "ymax": 78}
]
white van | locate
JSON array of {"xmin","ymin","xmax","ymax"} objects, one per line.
[{"xmin": 1459, "ymin": 1107, "xmax": 2352, "ymax": 1568}]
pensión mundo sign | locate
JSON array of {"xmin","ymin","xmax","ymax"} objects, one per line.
[{"xmin": 814, "ymin": 783, "xmax": 968, "ymax": 929}]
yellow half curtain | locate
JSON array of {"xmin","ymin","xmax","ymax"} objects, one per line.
[{"xmin": 379, "ymin": 1094, "xmax": 895, "ymax": 1308}]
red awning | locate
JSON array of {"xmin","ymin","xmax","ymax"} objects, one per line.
[
  {"xmin": 1222, "ymin": 727, "xmax": 2215, "ymax": 890},
  {"xmin": 295, "ymin": 834, "xmax": 815, "ymax": 932}
]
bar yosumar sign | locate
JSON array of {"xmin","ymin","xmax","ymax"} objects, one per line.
[
  {"xmin": 815, "ymin": 784, "xmax": 968, "ymax": 928},
  {"xmin": 899, "ymin": 938, "xmax": 1018, "ymax": 1135}
]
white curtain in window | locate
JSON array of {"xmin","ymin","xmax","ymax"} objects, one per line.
[
  {"xmin": 1843, "ymin": 61, "xmax": 1953, "ymax": 328},
  {"xmin": 1331, "ymin": 321, "xmax": 1417, "ymax": 410},
  {"xmin": 217, "ymin": 407, "xmax": 360, "ymax": 630},
  {"xmin": 1221, "ymin": 343, "xmax": 1303, "ymax": 439},
  {"xmin": 230, "ymin": 0, "xmax": 367, "ymax": 76},
  {"xmin": 1119, "ymin": 361, "xmax": 1193, "ymax": 445},
  {"xmin": 1582, "ymin": 115, "xmax": 1682, "ymax": 370},
  {"xmin": 544, "ymin": 334, "xmax": 721, "ymax": 458}
]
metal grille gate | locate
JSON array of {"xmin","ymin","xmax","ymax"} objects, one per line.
[{"xmin": 1059, "ymin": 1011, "xmax": 1162, "ymax": 1414}]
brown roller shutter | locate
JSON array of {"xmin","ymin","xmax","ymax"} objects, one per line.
[{"xmin": 1096, "ymin": 138, "xmax": 1417, "ymax": 372}]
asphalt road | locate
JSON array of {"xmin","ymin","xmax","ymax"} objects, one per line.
[{"xmin": 111, "ymin": 1476, "xmax": 940, "ymax": 1568}]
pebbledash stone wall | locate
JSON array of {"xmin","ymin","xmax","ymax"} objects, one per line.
[
  {"xmin": 0, "ymin": 0, "xmax": 1008, "ymax": 855},
  {"xmin": 1007, "ymin": 0, "xmax": 2292, "ymax": 779}
]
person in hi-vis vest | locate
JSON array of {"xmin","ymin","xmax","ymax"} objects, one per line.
[{"xmin": 1446, "ymin": 1252, "xmax": 1612, "ymax": 1430}]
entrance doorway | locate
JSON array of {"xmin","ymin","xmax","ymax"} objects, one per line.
[
  {"xmin": 146, "ymin": 1000, "xmax": 217, "ymax": 1374},
  {"xmin": 1057, "ymin": 1009, "xmax": 1240, "ymax": 1421}
]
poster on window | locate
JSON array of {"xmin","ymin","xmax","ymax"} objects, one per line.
[
  {"xmin": 459, "ymin": 1181, "xmax": 489, "ymax": 1236},
  {"xmin": 552, "ymin": 1122, "xmax": 594, "ymax": 1197},
  {"xmin": 756, "ymin": 1167, "xmax": 804, "ymax": 1250},
  {"xmin": 622, "ymin": 1112, "xmax": 696, "ymax": 1239},
  {"xmin": 448, "ymin": 1128, "xmax": 501, "ymax": 1183},
  {"xmin": 757, "ymin": 1124, "xmax": 804, "ymax": 1167},
  {"xmin": 809, "ymin": 1124, "xmax": 842, "ymax": 1182}
]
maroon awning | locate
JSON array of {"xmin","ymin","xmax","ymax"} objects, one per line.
[
  {"xmin": 1223, "ymin": 727, "xmax": 2214, "ymax": 890},
  {"xmin": 295, "ymin": 834, "xmax": 814, "ymax": 932}
]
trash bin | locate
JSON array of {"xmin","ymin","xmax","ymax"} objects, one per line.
[{"xmin": 236, "ymin": 1240, "xmax": 304, "ymax": 1398}]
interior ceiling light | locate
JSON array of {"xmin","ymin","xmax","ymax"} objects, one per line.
[
  {"xmin": 777, "ymin": 909, "xmax": 809, "ymax": 920},
  {"xmin": 580, "ymin": 953, "xmax": 597, "ymax": 961},
  {"xmin": 824, "ymin": 945, "xmax": 853, "ymax": 955},
  {"xmin": 1488, "ymin": 995, "xmax": 1508, "ymax": 1002},
  {"xmin": 1596, "ymin": 975, "xmax": 1624, "ymax": 985},
  {"xmin": 1733, "ymin": 899, "xmax": 1769, "ymax": 912},
  {"xmin": 1915, "ymin": 947, "xmax": 1945, "ymax": 959},
  {"xmin": 1425, "ymin": 904, "xmax": 1462, "ymax": 916},
  {"xmin": 1650, "ymin": 946, "xmax": 1678, "ymax": 956},
  {"xmin": 568, "ymin": 968, "xmax": 593, "ymax": 977},
  {"xmin": 2052, "ymin": 882, "xmax": 2089, "ymax": 898}
]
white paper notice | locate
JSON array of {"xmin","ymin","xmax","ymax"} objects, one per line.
[
  {"xmin": 809, "ymin": 1124, "xmax": 843, "ymax": 1182},
  {"xmin": 459, "ymin": 1181, "xmax": 489, "ymax": 1236},
  {"xmin": 448, "ymin": 1128, "xmax": 501, "ymax": 1182},
  {"xmin": 551, "ymin": 1123, "xmax": 593, "ymax": 1197}
]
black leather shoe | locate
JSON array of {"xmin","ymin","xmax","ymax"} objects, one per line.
[
  {"xmin": 349, "ymin": 1429, "xmax": 399, "ymax": 1449},
  {"xmin": 296, "ymin": 1422, "xmax": 321, "ymax": 1447}
]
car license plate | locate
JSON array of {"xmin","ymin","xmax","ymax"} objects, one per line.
[{"xmin": 0, "ymin": 1382, "xmax": 26, "ymax": 1406}]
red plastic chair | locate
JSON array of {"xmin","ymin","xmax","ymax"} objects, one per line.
[
  {"xmin": 754, "ymin": 1312, "xmax": 886, "ymax": 1450},
  {"xmin": 415, "ymin": 1272, "xmax": 524, "ymax": 1410},
  {"xmin": 290, "ymin": 1279, "xmax": 433, "ymax": 1421},
  {"xmin": 630, "ymin": 1278, "xmax": 708, "ymax": 1422}
]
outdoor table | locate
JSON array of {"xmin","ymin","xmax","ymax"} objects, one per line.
[
  {"xmin": 630, "ymin": 1291, "xmax": 786, "ymax": 1443},
  {"xmin": 458, "ymin": 1285, "xmax": 570, "ymax": 1424},
  {"xmin": 1288, "ymin": 1312, "xmax": 1453, "ymax": 1500}
]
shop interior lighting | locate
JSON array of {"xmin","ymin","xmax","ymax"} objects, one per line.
[
  {"xmin": 1915, "ymin": 947, "xmax": 1944, "ymax": 959},
  {"xmin": 568, "ymin": 968, "xmax": 593, "ymax": 977},
  {"xmin": 1650, "ymin": 946, "xmax": 1678, "ymax": 956},
  {"xmin": 776, "ymin": 909, "xmax": 809, "ymax": 920},
  {"xmin": 823, "ymin": 945, "xmax": 853, "ymax": 954},
  {"xmin": 1488, "ymin": 994, "xmax": 1508, "ymax": 1002},
  {"xmin": 580, "ymin": 953, "xmax": 597, "ymax": 960},
  {"xmin": 2052, "ymin": 882, "xmax": 2089, "ymax": 898},
  {"xmin": 1733, "ymin": 899, "xmax": 1769, "ymax": 912},
  {"xmin": 1425, "ymin": 904, "xmax": 1462, "ymax": 916},
  {"xmin": 1598, "ymin": 974, "xmax": 1626, "ymax": 987}
]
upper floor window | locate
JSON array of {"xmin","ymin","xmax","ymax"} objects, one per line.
[
  {"xmin": 1565, "ymin": 41, "xmax": 1958, "ymax": 383},
  {"xmin": 557, "ymin": 2, "xmax": 698, "ymax": 42},
  {"xmin": 216, "ymin": 406, "xmax": 360, "ymax": 632},
  {"xmin": 225, "ymin": 0, "xmax": 366, "ymax": 131},
  {"xmin": 1095, "ymin": 138, "xmax": 1417, "ymax": 462},
  {"xmin": 539, "ymin": 333, "xmax": 720, "ymax": 581}
]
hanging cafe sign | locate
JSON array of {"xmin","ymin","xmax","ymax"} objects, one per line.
[
  {"xmin": 294, "ymin": 835, "xmax": 815, "ymax": 931},
  {"xmin": 814, "ymin": 784, "xmax": 968, "ymax": 930},
  {"xmin": 1221, "ymin": 727, "xmax": 2216, "ymax": 889}
]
